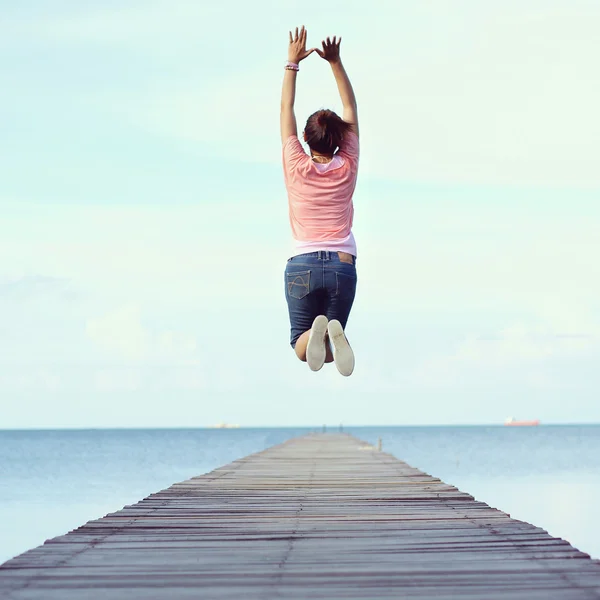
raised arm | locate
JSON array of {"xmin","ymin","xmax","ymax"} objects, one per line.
[
  {"xmin": 280, "ymin": 26, "xmax": 315, "ymax": 143},
  {"xmin": 316, "ymin": 37, "xmax": 358, "ymax": 136}
]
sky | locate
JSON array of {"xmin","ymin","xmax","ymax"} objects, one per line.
[{"xmin": 1, "ymin": 0, "xmax": 599, "ymax": 428}]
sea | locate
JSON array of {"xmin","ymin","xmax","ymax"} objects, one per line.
[{"xmin": 1, "ymin": 425, "xmax": 599, "ymax": 564}]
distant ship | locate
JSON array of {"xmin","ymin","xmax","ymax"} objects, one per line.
[
  {"xmin": 504, "ymin": 417, "xmax": 540, "ymax": 426},
  {"xmin": 209, "ymin": 423, "xmax": 240, "ymax": 429}
]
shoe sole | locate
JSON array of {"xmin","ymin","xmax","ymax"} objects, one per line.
[
  {"xmin": 328, "ymin": 319, "xmax": 355, "ymax": 376},
  {"xmin": 306, "ymin": 315, "xmax": 328, "ymax": 371}
]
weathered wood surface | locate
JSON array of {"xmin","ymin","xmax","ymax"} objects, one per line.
[{"xmin": 1, "ymin": 433, "xmax": 600, "ymax": 599}]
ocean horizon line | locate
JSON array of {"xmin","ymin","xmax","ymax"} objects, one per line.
[{"xmin": 1, "ymin": 422, "xmax": 599, "ymax": 432}]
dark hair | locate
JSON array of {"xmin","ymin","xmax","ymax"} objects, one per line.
[{"xmin": 304, "ymin": 109, "xmax": 352, "ymax": 155}]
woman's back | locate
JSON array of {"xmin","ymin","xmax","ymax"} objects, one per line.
[{"xmin": 283, "ymin": 131, "xmax": 359, "ymax": 242}]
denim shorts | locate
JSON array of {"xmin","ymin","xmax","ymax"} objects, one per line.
[{"xmin": 284, "ymin": 251, "xmax": 357, "ymax": 348}]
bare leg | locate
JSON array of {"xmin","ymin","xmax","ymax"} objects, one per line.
[
  {"xmin": 294, "ymin": 331, "xmax": 334, "ymax": 363},
  {"xmin": 294, "ymin": 330, "xmax": 310, "ymax": 361}
]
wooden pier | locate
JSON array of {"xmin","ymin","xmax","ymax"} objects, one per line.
[{"xmin": 1, "ymin": 433, "xmax": 600, "ymax": 599}]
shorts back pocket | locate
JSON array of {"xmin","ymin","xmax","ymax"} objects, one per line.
[
  {"xmin": 335, "ymin": 271, "xmax": 357, "ymax": 299},
  {"xmin": 286, "ymin": 270, "xmax": 311, "ymax": 300}
]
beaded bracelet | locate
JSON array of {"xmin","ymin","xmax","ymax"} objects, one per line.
[{"xmin": 285, "ymin": 61, "xmax": 299, "ymax": 71}]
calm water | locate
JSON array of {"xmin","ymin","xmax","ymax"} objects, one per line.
[{"xmin": 0, "ymin": 425, "xmax": 599, "ymax": 564}]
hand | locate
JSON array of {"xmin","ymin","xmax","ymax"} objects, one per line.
[
  {"xmin": 316, "ymin": 36, "xmax": 341, "ymax": 64},
  {"xmin": 288, "ymin": 26, "xmax": 315, "ymax": 64}
]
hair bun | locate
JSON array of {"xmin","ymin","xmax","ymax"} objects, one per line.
[{"xmin": 305, "ymin": 109, "xmax": 351, "ymax": 155}]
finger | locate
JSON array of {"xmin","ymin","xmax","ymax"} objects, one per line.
[
  {"xmin": 289, "ymin": 31, "xmax": 293, "ymax": 44},
  {"xmin": 295, "ymin": 26, "xmax": 299, "ymax": 42},
  {"xmin": 315, "ymin": 48, "xmax": 324, "ymax": 57},
  {"xmin": 326, "ymin": 36, "xmax": 331, "ymax": 46},
  {"xmin": 338, "ymin": 36, "xmax": 342, "ymax": 47},
  {"xmin": 305, "ymin": 48, "xmax": 316, "ymax": 57},
  {"xmin": 332, "ymin": 36, "xmax": 337, "ymax": 45}
]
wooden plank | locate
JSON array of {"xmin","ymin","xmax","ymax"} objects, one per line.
[{"xmin": 1, "ymin": 433, "xmax": 599, "ymax": 599}]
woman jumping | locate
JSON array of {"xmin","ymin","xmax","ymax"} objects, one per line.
[{"xmin": 281, "ymin": 26, "xmax": 360, "ymax": 377}]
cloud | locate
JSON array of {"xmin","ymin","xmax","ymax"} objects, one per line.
[
  {"xmin": 86, "ymin": 303, "xmax": 148, "ymax": 361},
  {"xmin": 0, "ymin": 274, "xmax": 93, "ymax": 368},
  {"xmin": 0, "ymin": 275, "xmax": 73, "ymax": 301},
  {"xmin": 0, "ymin": 368, "xmax": 62, "ymax": 392},
  {"xmin": 85, "ymin": 302, "xmax": 198, "ymax": 363},
  {"xmin": 355, "ymin": 5, "xmax": 600, "ymax": 187},
  {"xmin": 412, "ymin": 316, "xmax": 600, "ymax": 391},
  {"xmin": 454, "ymin": 325, "xmax": 597, "ymax": 366},
  {"xmin": 6, "ymin": 2, "xmax": 223, "ymax": 46}
]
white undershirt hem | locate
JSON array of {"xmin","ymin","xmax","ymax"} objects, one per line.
[{"xmin": 290, "ymin": 231, "xmax": 357, "ymax": 258}]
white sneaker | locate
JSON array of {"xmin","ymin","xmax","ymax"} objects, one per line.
[
  {"xmin": 327, "ymin": 319, "xmax": 354, "ymax": 377},
  {"xmin": 306, "ymin": 315, "xmax": 328, "ymax": 371}
]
